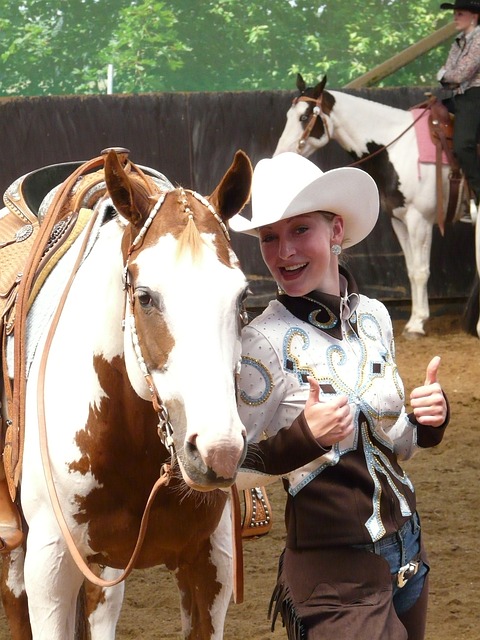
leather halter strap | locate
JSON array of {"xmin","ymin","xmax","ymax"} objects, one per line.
[
  {"xmin": 122, "ymin": 191, "xmax": 178, "ymax": 464},
  {"xmin": 293, "ymin": 94, "xmax": 331, "ymax": 151}
]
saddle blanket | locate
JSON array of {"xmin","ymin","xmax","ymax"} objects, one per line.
[
  {"xmin": 411, "ymin": 108, "xmax": 448, "ymax": 166},
  {"xmin": 6, "ymin": 201, "xmax": 111, "ymax": 379}
]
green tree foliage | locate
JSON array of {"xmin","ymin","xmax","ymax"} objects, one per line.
[
  {"xmin": 1, "ymin": 0, "xmax": 128, "ymax": 95},
  {"xmin": 0, "ymin": 0, "xmax": 454, "ymax": 97}
]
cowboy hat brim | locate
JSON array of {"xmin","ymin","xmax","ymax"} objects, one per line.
[{"xmin": 229, "ymin": 155, "xmax": 379, "ymax": 249}]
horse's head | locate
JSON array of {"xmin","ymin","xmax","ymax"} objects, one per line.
[
  {"xmin": 274, "ymin": 74, "xmax": 335, "ymax": 158},
  {"xmin": 104, "ymin": 149, "xmax": 253, "ymax": 491}
]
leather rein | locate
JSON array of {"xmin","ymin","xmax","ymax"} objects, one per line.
[
  {"xmin": 36, "ymin": 179, "xmax": 174, "ymax": 589},
  {"xmin": 294, "ymin": 92, "xmax": 434, "ymax": 165},
  {"xmin": 34, "ymin": 179, "xmax": 244, "ymax": 600}
]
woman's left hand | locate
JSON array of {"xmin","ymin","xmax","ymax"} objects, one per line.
[{"xmin": 409, "ymin": 356, "xmax": 447, "ymax": 427}]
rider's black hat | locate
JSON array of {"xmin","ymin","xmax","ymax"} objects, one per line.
[{"xmin": 440, "ymin": 0, "xmax": 480, "ymax": 11}]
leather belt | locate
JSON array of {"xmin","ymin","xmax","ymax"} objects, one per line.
[
  {"xmin": 354, "ymin": 514, "xmax": 422, "ymax": 589},
  {"xmin": 357, "ymin": 514, "xmax": 417, "ymax": 553}
]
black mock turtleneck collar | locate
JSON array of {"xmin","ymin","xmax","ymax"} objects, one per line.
[{"xmin": 276, "ymin": 267, "xmax": 360, "ymax": 339}]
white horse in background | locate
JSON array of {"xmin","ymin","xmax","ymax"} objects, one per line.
[{"xmin": 274, "ymin": 74, "xmax": 471, "ymax": 337}]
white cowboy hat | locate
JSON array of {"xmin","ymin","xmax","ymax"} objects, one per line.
[{"xmin": 229, "ymin": 152, "xmax": 379, "ymax": 248}]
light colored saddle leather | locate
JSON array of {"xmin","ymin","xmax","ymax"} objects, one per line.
[{"xmin": 1, "ymin": 155, "xmax": 109, "ymax": 500}]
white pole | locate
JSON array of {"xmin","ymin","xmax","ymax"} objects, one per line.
[{"xmin": 107, "ymin": 64, "xmax": 114, "ymax": 94}]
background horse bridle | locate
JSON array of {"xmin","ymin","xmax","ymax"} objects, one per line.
[
  {"xmin": 293, "ymin": 93, "xmax": 331, "ymax": 151},
  {"xmin": 293, "ymin": 90, "xmax": 432, "ymax": 165}
]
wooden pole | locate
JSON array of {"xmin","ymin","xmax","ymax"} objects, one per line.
[{"xmin": 344, "ymin": 21, "xmax": 457, "ymax": 89}]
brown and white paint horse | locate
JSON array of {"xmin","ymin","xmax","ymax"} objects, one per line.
[
  {"xmin": 1, "ymin": 149, "xmax": 253, "ymax": 639},
  {"xmin": 274, "ymin": 74, "xmax": 465, "ymax": 338}
]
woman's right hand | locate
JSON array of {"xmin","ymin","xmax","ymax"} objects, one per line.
[{"xmin": 304, "ymin": 377, "xmax": 354, "ymax": 448}]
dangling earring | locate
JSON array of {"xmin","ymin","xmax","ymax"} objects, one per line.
[
  {"xmin": 331, "ymin": 244, "xmax": 342, "ymax": 256},
  {"xmin": 277, "ymin": 284, "xmax": 285, "ymax": 295}
]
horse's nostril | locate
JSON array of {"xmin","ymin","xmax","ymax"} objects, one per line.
[
  {"xmin": 184, "ymin": 440, "xmax": 207, "ymax": 473},
  {"xmin": 186, "ymin": 432, "xmax": 198, "ymax": 447},
  {"xmin": 185, "ymin": 438, "xmax": 198, "ymax": 457}
]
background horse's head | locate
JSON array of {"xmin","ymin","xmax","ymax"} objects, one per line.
[
  {"xmin": 274, "ymin": 74, "xmax": 334, "ymax": 158},
  {"xmin": 104, "ymin": 150, "xmax": 253, "ymax": 490}
]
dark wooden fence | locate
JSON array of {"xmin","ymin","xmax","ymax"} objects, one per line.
[{"xmin": 0, "ymin": 88, "xmax": 475, "ymax": 312}]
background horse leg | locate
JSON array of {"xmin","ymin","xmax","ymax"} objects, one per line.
[
  {"xmin": 463, "ymin": 217, "xmax": 480, "ymax": 337},
  {"xmin": 1, "ymin": 548, "xmax": 32, "ymax": 639},
  {"xmin": 391, "ymin": 211, "xmax": 432, "ymax": 337},
  {"xmin": 86, "ymin": 567, "xmax": 125, "ymax": 640},
  {"xmin": 475, "ymin": 217, "xmax": 480, "ymax": 338},
  {"xmin": 175, "ymin": 503, "xmax": 233, "ymax": 640},
  {"xmin": 462, "ymin": 273, "xmax": 479, "ymax": 336}
]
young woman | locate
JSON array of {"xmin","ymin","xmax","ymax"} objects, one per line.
[
  {"xmin": 231, "ymin": 152, "xmax": 449, "ymax": 640},
  {"xmin": 438, "ymin": 0, "xmax": 480, "ymax": 215}
]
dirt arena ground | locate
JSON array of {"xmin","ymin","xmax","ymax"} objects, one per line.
[{"xmin": 0, "ymin": 312, "xmax": 478, "ymax": 639}]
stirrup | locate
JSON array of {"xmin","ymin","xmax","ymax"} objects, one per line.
[{"xmin": 460, "ymin": 200, "xmax": 478, "ymax": 224}]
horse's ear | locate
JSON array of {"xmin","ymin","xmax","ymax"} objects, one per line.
[
  {"xmin": 313, "ymin": 75, "xmax": 327, "ymax": 99},
  {"xmin": 296, "ymin": 73, "xmax": 306, "ymax": 93},
  {"xmin": 208, "ymin": 150, "xmax": 253, "ymax": 222},
  {"xmin": 104, "ymin": 150, "xmax": 144, "ymax": 226}
]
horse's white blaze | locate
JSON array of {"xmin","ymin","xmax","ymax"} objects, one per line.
[
  {"xmin": 127, "ymin": 231, "xmax": 247, "ymax": 481},
  {"xmin": 274, "ymin": 102, "xmax": 316, "ymax": 156}
]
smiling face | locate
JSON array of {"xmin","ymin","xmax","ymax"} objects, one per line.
[{"xmin": 258, "ymin": 211, "xmax": 344, "ymax": 298}]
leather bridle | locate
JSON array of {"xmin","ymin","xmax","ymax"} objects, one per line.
[
  {"xmin": 122, "ymin": 186, "xmax": 232, "ymax": 461},
  {"xmin": 292, "ymin": 91, "xmax": 433, "ymax": 168},
  {"xmin": 293, "ymin": 92, "xmax": 331, "ymax": 152},
  {"xmin": 122, "ymin": 191, "xmax": 177, "ymax": 467}
]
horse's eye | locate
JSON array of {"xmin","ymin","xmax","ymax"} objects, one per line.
[
  {"xmin": 300, "ymin": 114, "xmax": 309, "ymax": 122},
  {"xmin": 137, "ymin": 290, "xmax": 153, "ymax": 308}
]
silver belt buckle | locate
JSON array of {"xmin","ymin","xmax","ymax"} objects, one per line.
[{"xmin": 397, "ymin": 560, "xmax": 420, "ymax": 588}]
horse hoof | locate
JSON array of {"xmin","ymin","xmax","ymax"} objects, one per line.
[{"xmin": 402, "ymin": 330, "xmax": 426, "ymax": 340}]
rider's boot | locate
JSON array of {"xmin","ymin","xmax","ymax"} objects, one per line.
[
  {"xmin": 0, "ymin": 469, "xmax": 24, "ymax": 553},
  {"xmin": 471, "ymin": 199, "xmax": 479, "ymax": 225},
  {"xmin": 460, "ymin": 199, "xmax": 478, "ymax": 223}
]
